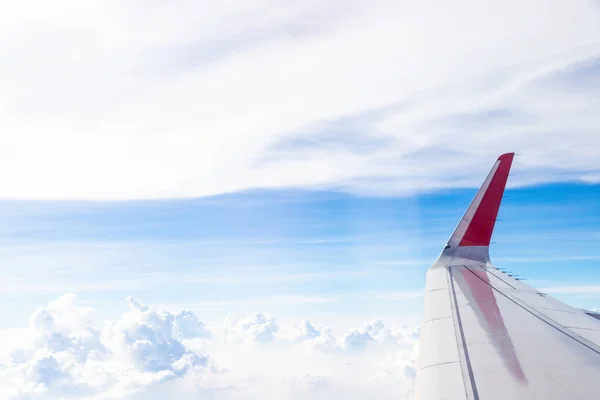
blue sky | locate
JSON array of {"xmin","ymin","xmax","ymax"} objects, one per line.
[{"xmin": 1, "ymin": 180, "xmax": 598, "ymax": 331}]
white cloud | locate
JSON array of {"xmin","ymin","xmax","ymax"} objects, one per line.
[
  {"xmin": 0, "ymin": 0, "xmax": 599, "ymax": 199},
  {"xmin": 288, "ymin": 319, "xmax": 326, "ymax": 341},
  {"xmin": 222, "ymin": 312, "xmax": 279, "ymax": 344},
  {"xmin": 173, "ymin": 310, "xmax": 212, "ymax": 340},
  {"xmin": 0, "ymin": 294, "xmax": 419, "ymax": 399},
  {"xmin": 339, "ymin": 319, "xmax": 420, "ymax": 351}
]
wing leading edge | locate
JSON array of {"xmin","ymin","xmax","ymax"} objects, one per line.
[{"xmin": 416, "ymin": 153, "xmax": 600, "ymax": 400}]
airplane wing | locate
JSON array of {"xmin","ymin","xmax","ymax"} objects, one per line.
[{"xmin": 415, "ymin": 153, "xmax": 600, "ymax": 400}]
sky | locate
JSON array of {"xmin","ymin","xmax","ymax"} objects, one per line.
[{"xmin": 0, "ymin": 0, "xmax": 599, "ymax": 399}]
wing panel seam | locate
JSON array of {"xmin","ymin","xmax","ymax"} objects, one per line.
[
  {"xmin": 448, "ymin": 266, "xmax": 479, "ymax": 400},
  {"xmin": 534, "ymin": 307, "xmax": 576, "ymax": 314},
  {"xmin": 485, "ymin": 268, "xmax": 516, "ymax": 289},
  {"xmin": 423, "ymin": 316, "xmax": 453, "ymax": 323},
  {"xmin": 463, "ymin": 266, "xmax": 600, "ymax": 356},
  {"xmin": 565, "ymin": 326, "xmax": 600, "ymax": 332},
  {"xmin": 426, "ymin": 288, "xmax": 447, "ymax": 293},
  {"xmin": 419, "ymin": 361, "xmax": 460, "ymax": 371}
]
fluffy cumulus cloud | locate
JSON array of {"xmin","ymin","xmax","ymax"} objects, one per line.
[
  {"xmin": 0, "ymin": 0, "xmax": 599, "ymax": 200},
  {"xmin": 0, "ymin": 295, "xmax": 419, "ymax": 399},
  {"xmin": 222, "ymin": 312, "xmax": 279, "ymax": 344},
  {"xmin": 0, "ymin": 294, "xmax": 214, "ymax": 399}
]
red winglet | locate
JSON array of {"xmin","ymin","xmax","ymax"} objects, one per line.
[{"xmin": 458, "ymin": 153, "xmax": 514, "ymax": 247}]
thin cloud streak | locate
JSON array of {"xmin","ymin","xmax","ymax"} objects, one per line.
[
  {"xmin": 0, "ymin": 270, "xmax": 374, "ymax": 295},
  {"xmin": 160, "ymin": 295, "xmax": 343, "ymax": 311},
  {"xmin": 166, "ymin": 290, "xmax": 426, "ymax": 311},
  {"xmin": 363, "ymin": 290, "xmax": 424, "ymax": 301},
  {"xmin": 375, "ymin": 260, "xmax": 428, "ymax": 267},
  {"xmin": 496, "ymin": 255, "xmax": 600, "ymax": 264},
  {"xmin": 540, "ymin": 285, "xmax": 600, "ymax": 295}
]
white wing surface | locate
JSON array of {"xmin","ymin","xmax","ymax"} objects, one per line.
[{"xmin": 416, "ymin": 153, "xmax": 600, "ymax": 400}]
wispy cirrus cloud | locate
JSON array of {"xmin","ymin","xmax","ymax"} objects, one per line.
[{"xmin": 0, "ymin": 1, "xmax": 599, "ymax": 199}]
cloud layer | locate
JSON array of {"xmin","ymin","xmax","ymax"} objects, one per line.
[
  {"xmin": 0, "ymin": 294, "xmax": 419, "ymax": 399},
  {"xmin": 0, "ymin": 0, "xmax": 599, "ymax": 199}
]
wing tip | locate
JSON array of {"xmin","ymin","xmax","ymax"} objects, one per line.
[
  {"xmin": 498, "ymin": 152, "xmax": 515, "ymax": 162},
  {"xmin": 454, "ymin": 152, "xmax": 515, "ymax": 248}
]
